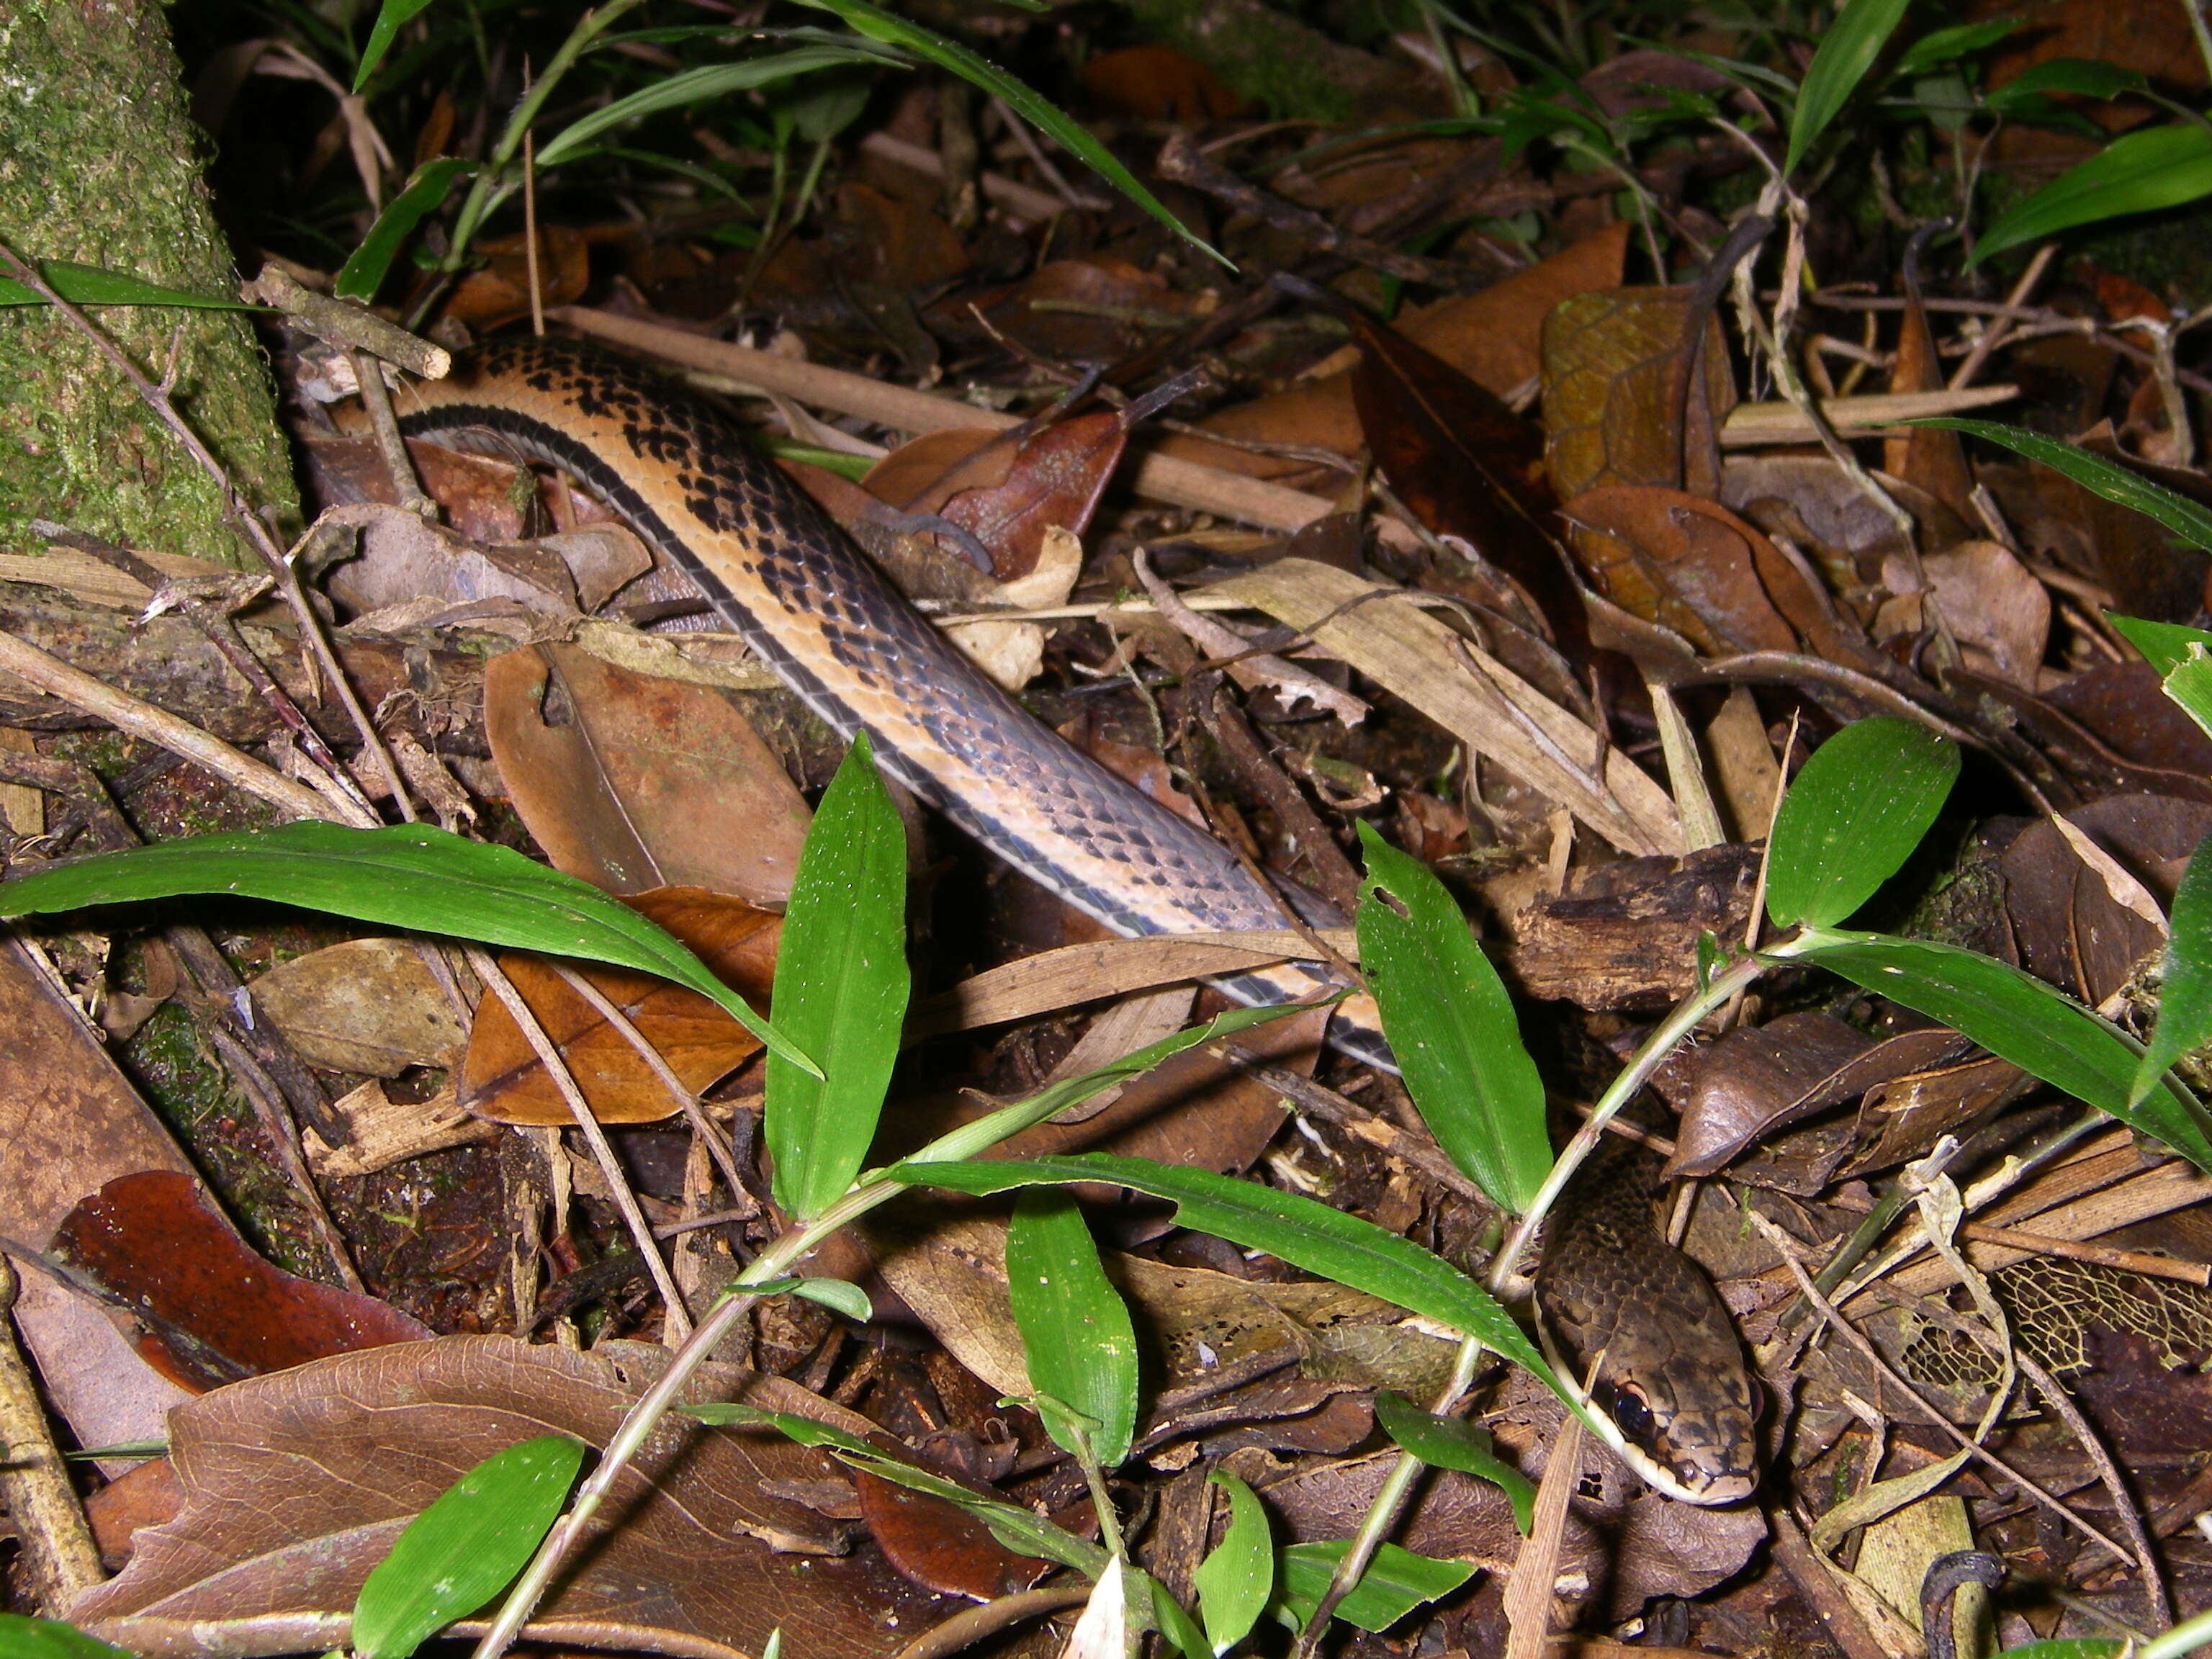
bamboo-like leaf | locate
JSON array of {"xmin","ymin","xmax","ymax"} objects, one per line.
[
  {"xmin": 2107, "ymin": 613, "xmax": 2212, "ymax": 675},
  {"xmin": 1916, "ymin": 421, "xmax": 2212, "ymax": 554},
  {"xmin": 354, "ymin": 0, "xmax": 441, "ymax": 91},
  {"xmin": 0, "ymin": 261, "xmax": 255, "ymax": 310},
  {"xmin": 1786, "ymin": 0, "xmax": 1915, "ymax": 176},
  {"xmin": 765, "ymin": 732, "xmax": 909, "ymax": 1219},
  {"xmin": 1972, "ymin": 122, "xmax": 2212, "ymax": 264},
  {"xmin": 0, "ymin": 822, "xmax": 817, "ymax": 1075},
  {"xmin": 1766, "ymin": 718, "xmax": 1959, "ymax": 929},
  {"xmin": 336, "ymin": 158, "xmax": 472, "ymax": 301},
  {"xmin": 1356, "ymin": 824, "xmax": 1548, "ymax": 1213},
  {"xmin": 1006, "ymin": 1190, "xmax": 1139, "ymax": 1470},
  {"xmin": 1193, "ymin": 1475, "xmax": 1273, "ymax": 1656},
  {"xmin": 1890, "ymin": 18, "xmax": 2022, "ymax": 78},
  {"xmin": 536, "ymin": 46, "xmax": 889, "ymax": 169},
  {"xmin": 1272, "ymin": 1542, "xmax": 1475, "ymax": 1635},
  {"xmin": 2133, "ymin": 834, "xmax": 2212, "ymax": 1103},
  {"xmin": 1372, "ymin": 1392, "xmax": 1534, "ymax": 1532}
]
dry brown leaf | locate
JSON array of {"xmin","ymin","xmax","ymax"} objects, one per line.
[
  {"xmin": 246, "ymin": 938, "xmax": 466, "ymax": 1076},
  {"xmin": 1203, "ymin": 559, "xmax": 1682, "ymax": 855},
  {"xmin": 484, "ymin": 642, "xmax": 812, "ymax": 904},
  {"xmin": 71, "ymin": 1335, "xmax": 951, "ymax": 1658},
  {"xmin": 1873, "ymin": 539, "xmax": 2051, "ymax": 688},
  {"xmin": 1541, "ymin": 286, "xmax": 1737, "ymax": 501},
  {"xmin": 1560, "ymin": 484, "xmax": 1798, "ymax": 656}
]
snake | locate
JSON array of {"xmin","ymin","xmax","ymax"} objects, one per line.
[{"xmin": 393, "ymin": 333, "xmax": 1760, "ymax": 1505}]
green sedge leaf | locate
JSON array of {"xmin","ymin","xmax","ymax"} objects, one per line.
[
  {"xmin": 0, "ymin": 261, "xmax": 256, "ymax": 310},
  {"xmin": 2133, "ymin": 834, "xmax": 2212, "ymax": 1104},
  {"xmin": 791, "ymin": 1277, "xmax": 873, "ymax": 1321},
  {"xmin": 0, "ymin": 1619, "xmax": 133, "ymax": 1659},
  {"xmin": 1006, "ymin": 1190, "xmax": 1138, "ymax": 1470},
  {"xmin": 1193, "ymin": 1475, "xmax": 1273, "ymax": 1656},
  {"xmin": 2108, "ymin": 613, "xmax": 2212, "ymax": 675},
  {"xmin": 337, "ymin": 158, "xmax": 473, "ymax": 301},
  {"xmin": 1984, "ymin": 56, "xmax": 2144, "ymax": 112},
  {"xmin": 889, "ymin": 1154, "xmax": 1566, "ymax": 1403},
  {"xmin": 1356, "ymin": 824, "xmax": 1548, "ymax": 1213},
  {"xmin": 1766, "ymin": 718, "xmax": 1959, "ymax": 929},
  {"xmin": 351, "ymin": 1436, "xmax": 584, "ymax": 1659},
  {"xmin": 0, "ymin": 822, "xmax": 817, "ymax": 1076},
  {"xmin": 1974, "ymin": 122, "xmax": 2212, "ymax": 264},
  {"xmin": 1794, "ymin": 928, "xmax": 2212, "ymax": 1170},
  {"xmin": 1786, "ymin": 0, "xmax": 1915, "ymax": 176},
  {"xmin": 786, "ymin": 0, "xmax": 1231, "ymax": 269},
  {"xmin": 1272, "ymin": 1541, "xmax": 1475, "ymax": 1635},
  {"xmin": 355, "ymin": 0, "xmax": 440, "ymax": 91},
  {"xmin": 765, "ymin": 732, "xmax": 909, "ymax": 1219},
  {"xmin": 1372, "ymin": 1392, "xmax": 1534, "ymax": 1533},
  {"xmin": 536, "ymin": 46, "xmax": 888, "ymax": 169},
  {"xmin": 1891, "ymin": 17, "xmax": 2022, "ymax": 78},
  {"xmin": 1916, "ymin": 421, "xmax": 2212, "ymax": 554},
  {"xmin": 2164, "ymin": 649, "xmax": 2212, "ymax": 744},
  {"xmin": 1148, "ymin": 1577, "xmax": 1211, "ymax": 1659}
]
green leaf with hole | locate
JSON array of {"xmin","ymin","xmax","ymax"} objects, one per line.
[
  {"xmin": 355, "ymin": 0, "xmax": 441, "ymax": 91},
  {"xmin": 1272, "ymin": 1542, "xmax": 1475, "ymax": 1635},
  {"xmin": 1786, "ymin": 0, "xmax": 1915, "ymax": 176},
  {"xmin": 1372, "ymin": 1392, "xmax": 1534, "ymax": 1533},
  {"xmin": 1357, "ymin": 824, "xmax": 1548, "ymax": 1213},
  {"xmin": 536, "ymin": 46, "xmax": 889, "ymax": 169},
  {"xmin": 890, "ymin": 1154, "xmax": 1565, "ymax": 1402},
  {"xmin": 787, "ymin": 0, "xmax": 1230, "ymax": 269},
  {"xmin": 1916, "ymin": 421, "xmax": 2212, "ymax": 554},
  {"xmin": 0, "ymin": 820, "xmax": 816, "ymax": 1075},
  {"xmin": 765, "ymin": 732, "xmax": 909, "ymax": 1218},
  {"xmin": 1006, "ymin": 1189, "xmax": 1138, "ymax": 1469},
  {"xmin": 351, "ymin": 1435, "xmax": 584, "ymax": 1659},
  {"xmin": 1194, "ymin": 1475, "xmax": 1273, "ymax": 1656},
  {"xmin": 2108, "ymin": 613, "xmax": 2212, "ymax": 675},
  {"xmin": 1973, "ymin": 121, "xmax": 2212, "ymax": 264},
  {"xmin": 1794, "ymin": 928, "xmax": 2212, "ymax": 1169},
  {"xmin": 0, "ymin": 1619, "xmax": 133, "ymax": 1659},
  {"xmin": 0, "ymin": 261, "xmax": 256, "ymax": 310},
  {"xmin": 1766, "ymin": 718, "xmax": 1958, "ymax": 929},
  {"xmin": 2136, "ymin": 835, "xmax": 2212, "ymax": 1105},
  {"xmin": 336, "ymin": 158, "xmax": 473, "ymax": 301}
]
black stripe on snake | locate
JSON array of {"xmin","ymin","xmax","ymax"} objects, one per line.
[{"xmin": 394, "ymin": 334, "xmax": 1760, "ymax": 1505}]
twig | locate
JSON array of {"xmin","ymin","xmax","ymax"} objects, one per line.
[
  {"xmin": 2018, "ymin": 1349, "xmax": 2170, "ymax": 1627},
  {"xmin": 1950, "ymin": 244, "xmax": 2056, "ymax": 390},
  {"xmin": 240, "ymin": 264, "xmax": 449, "ymax": 378}
]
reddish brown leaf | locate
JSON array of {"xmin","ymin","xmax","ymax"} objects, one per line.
[
  {"xmin": 1079, "ymin": 43, "xmax": 1244, "ymax": 120},
  {"xmin": 484, "ymin": 643, "xmax": 812, "ymax": 904},
  {"xmin": 71, "ymin": 1336, "xmax": 950, "ymax": 1659},
  {"xmin": 432, "ymin": 225, "xmax": 590, "ymax": 331},
  {"xmin": 1883, "ymin": 288, "xmax": 1974, "ymax": 518},
  {"xmin": 855, "ymin": 1470, "xmax": 1052, "ymax": 1601},
  {"xmin": 51, "ymin": 1172, "xmax": 431, "ymax": 1392},
  {"xmin": 1541, "ymin": 286, "xmax": 1737, "ymax": 501},
  {"xmin": 1558, "ymin": 484, "xmax": 1797, "ymax": 655},
  {"xmin": 460, "ymin": 886, "xmax": 780, "ymax": 1125}
]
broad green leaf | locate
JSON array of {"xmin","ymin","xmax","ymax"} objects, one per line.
[
  {"xmin": 1006, "ymin": 1190, "xmax": 1138, "ymax": 1469},
  {"xmin": 1372, "ymin": 1392, "xmax": 1534, "ymax": 1533},
  {"xmin": 1148, "ymin": 1577, "xmax": 1212, "ymax": 1659},
  {"xmin": 1891, "ymin": 18, "xmax": 2022, "ymax": 78},
  {"xmin": 2165, "ymin": 649, "xmax": 2212, "ymax": 743},
  {"xmin": 0, "ymin": 821, "xmax": 816, "ymax": 1075},
  {"xmin": 1272, "ymin": 1542, "xmax": 1475, "ymax": 1635},
  {"xmin": 1766, "ymin": 718, "xmax": 1959, "ymax": 929},
  {"xmin": 1974, "ymin": 121, "xmax": 2212, "ymax": 264},
  {"xmin": 351, "ymin": 1435, "xmax": 584, "ymax": 1659},
  {"xmin": 355, "ymin": 0, "xmax": 441, "ymax": 91},
  {"xmin": 1794, "ymin": 928, "xmax": 2212, "ymax": 1170},
  {"xmin": 788, "ymin": 0, "xmax": 1231, "ymax": 269},
  {"xmin": 1192, "ymin": 1475, "xmax": 1272, "ymax": 1655},
  {"xmin": 890, "ymin": 1154, "xmax": 1565, "ymax": 1402},
  {"xmin": 1916, "ymin": 421, "xmax": 2212, "ymax": 554},
  {"xmin": 337, "ymin": 158, "xmax": 473, "ymax": 301},
  {"xmin": 1984, "ymin": 56, "xmax": 2144, "ymax": 112},
  {"xmin": 536, "ymin": 47, "xmax": 887, "ymax": 169},
  {"xmin": 791, "ymin": 1277, "xmax": 873, "ymax": 1321},
  {"xmin": 765, "ymin": 732, "xmax": 909, "ymax": 1218},
  {"xmin": 0, "ymin": 1619, "xmax": 132, "ymax": 1659},
  {"xmin": 2139, "ymin": 834, "xmax": 2212, "ymax": 1104},
  {"xmin": 0, "ymin": 261, "xmax": 256, "ymax": 310},
  {"xmin": 1356, "ymin": 824, "xmax": 1548, "ymax": 1213},
  {"xmin": 2108, "ymin": 613, "xmax": 2212, "ymax": 675},
  {"xmin": 1787, "ymin": 0, "xmax": 1915, "ymax": 176},
  {"xmin": 688, "ymin": 1406, "xmax": 1107, "ymax": 1575}
]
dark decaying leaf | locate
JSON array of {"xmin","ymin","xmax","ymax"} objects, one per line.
[
  {"xmin": 853, "ymin": 1470, "xmax": 1055, "ymax": 1601},
  {"xmin": 1506, "ymin": 842, "xmax": 1763, "ymax": 1011},
  {"xmin": 460, "ymin": 886, "xmax": 780, "ymax": 1125},
  {"xmin": 1883, "ymin": 284, "xmax": 1975, "ymax": 519},
  {"xmin": 51, "ymin": 1172, "xmax": 431, "ymax": 1393},
  {"xmin": 1560, "ymin": 484, "xmax": 1799, "ymax": 657},
  {"xmin": 71, "ymin": 1336, "xmax": 948, "ymax": 1659}
]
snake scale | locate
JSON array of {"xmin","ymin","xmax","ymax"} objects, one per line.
[{"xmin": 395, "ymin": 334, "xmax": 1758, "ymax": 1504}]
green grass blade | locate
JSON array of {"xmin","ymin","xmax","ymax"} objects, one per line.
[
  {"xmin": 1193, "ymin": 1475, "xmax": 1273, "ymax": 1655},
  {"xmin": 0, "ymin": 261, "xmax": 258, "ymax": 310},
  {"xmin": 336, "ymin": 158, "xmax": 473, "ymax": 301},
  {"xmin": 2133, "ymin": 835, "xmax": 2212, "ymax": 1104},
  {"xmin": 1273, "ymin": 1542, "xmax": 1474, "ymax": 1635},
  {"xmin": 1786, "ymin": 0, "xmax": 1915, "ymax": 176},
  {"xmin": 1006, "ymin": 1190, "xmax": 1138, "ymax": 1470},
  {"xmin": 536, "ymin": 46, "xmax": 889, "ymax": 169},
  {"xmin": 1915, "ymin": 420, "xmax": 2212, "ymax": 554},
  {"xmin": 0, "ymin": 822, "xmax": 817, "ymax": 1076},
  {"xmin": 1972, "ymin": 122, "xmax": 2212, "ymax": 264},
  {"xmin": 1372, "ymin": 1391, "xmax": 1534, "ymax": 1532},
  {"xmin": 1356, "ymin": 824, "xmax": 1548, "ymax": 1213},
  {"xmin": 354, "ymin": 0, "xmax": 441, "ymax": 91},
  {"xmin": 351, "ymin": 1436, "xmax": 584, "ymax": 1659},
  {"xmin": 1766, "ymin": 717, "xmax": 1959, "ymax": 929},
  {"xmin": 787, "ymin": 0, "xmax": 1231, "ymax": 269},
  {"xmin": 765, "ymin": 732, "xmax": 909, "ymax": 1218}
]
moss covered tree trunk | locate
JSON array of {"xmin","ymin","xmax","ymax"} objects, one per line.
[{"xmin": 0, "ymin": 0, "xmax": 300, "ymax": 567}]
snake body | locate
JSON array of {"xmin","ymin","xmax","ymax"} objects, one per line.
[{"xmin": 395, "ymin": 335, "xmax": 1756, "ymax": 1504}]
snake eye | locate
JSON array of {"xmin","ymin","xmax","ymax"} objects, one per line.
[{"xmin": 1610, "ymin": 1386, "xmax": 1655, "ymax": 1443}]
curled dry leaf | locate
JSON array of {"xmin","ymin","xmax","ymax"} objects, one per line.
[
  {"xmin": 484, "ymin": 642, "xmax": 813, "ymax": 905},
  {"xmin": 71, "ymin": 1335, "xmax": 950, "ymax": 1659},
  {"xmin": 52, "ymin": 1172, "xmax": 431, "ymax": 1392},
  {"xmin": 460, "ymin": 886, "xmax": 779, "ymax": 1125}
]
